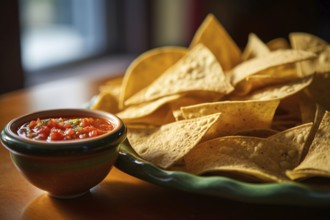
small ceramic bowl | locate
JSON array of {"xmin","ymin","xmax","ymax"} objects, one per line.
[{"xmin": 1, "ymin": 109, "xmax": 126, "ymax": 199}]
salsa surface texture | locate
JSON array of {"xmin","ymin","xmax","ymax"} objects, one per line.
[{"xmin": 17, "ymin": 117, "xmax": 114, "ymax": 141}]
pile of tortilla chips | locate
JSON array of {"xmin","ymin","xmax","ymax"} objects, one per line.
[{"xmin": 91, "ymin": 14, "xmax": 330, "ymax": 183}]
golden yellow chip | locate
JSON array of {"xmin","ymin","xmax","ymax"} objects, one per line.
[
  {"xmin": 180, "ymin": 99, "xmax": 279, "ymax": 139},
  {"xmin": 267, "ymin": 123, "xmax": 312, "ymax": 162},
  {"xmin": 287, "ymin": 111, "xmax": 330, "ymax": 180},
  {"xmin": 90, "ymin": 76, "xmax": 123, "ymax": 113},
  {"xmin": 90, "ymin": 92, "xmax": 119, "ymax": 114},
  {"xmin": 99, "ymin": 76, "xmax": 123, "ymax": 102},
  {"xmin": 290, "ymin": 33, "xmax": 330, "ymax": 110},
  {"xmin": 169, "ymin": 95, "xmax": 206, "ymax": 121},
  {"xmin": 119, "ymin": 46, "xmax": 187, "ymax": 108},
  {"xmin": 305, "ymin": 72, "xmax": 330, "ymax": 110},
  {"xmin": 234, "ymin": 36, "xmax": 296, "ymax": 95},
  {"xmin": 241, "ymin": 33, "xmax": 270, "ymax": 61},
  {"xmin": 184, "ymin": 136, "xmax": 300, "ymax": 182},
  {"xmin": 267, "ymin": 38, "xmax": 290, "ymax": 50},
  {"xmin": 231, "ymin": 76, "xmax": 312, "ymax": 101},
  {"xmin": 233, "ymin": 64, "xmax": 299, "ymax": 96},
  {"xmin": 290, "ymin": 32, "xmax": 328, "ymax": 51},
  {"xmin": 229, "ymin": 49, "xmax": 315, "ymax": 86},
  {"xmin": 290, "ymin": 32, "xmax": 330, "ymax": 76},
  {"xmin": 190, "ymin": 14, "xmax": 241, "ymax": 71},
  {"xmin": 127, "ymin": 113, "xmax": 221, "ymax": 168},
  {"xmin": 125, "ymin": 44, "xmax": 233, "ymax": 106},
  {"xmin": 116, "ymin": 95, "xmax": 181, "ymax": 125}
]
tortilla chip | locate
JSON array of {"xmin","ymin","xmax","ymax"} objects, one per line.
[
  {"xmin": 190, "ymin": 14, "xmax": 241, "ymax": 71},
  {"xmin": 291, "ymin": 33, "xmax": 330, "ymax": 110},
  {"xmin": 298, "ymin": 91, "xmax": 317, "ymax": 124},
  {"xmin": 241, "ymin": 33, "xmax": 270, "ymax": 61},
  {"xmin": 290, "ymin": 32, "xmax": 330, "ymax": 76},
  {"xmin": 127, "ymin": 114, "xmax": 220, "ymax": 168},
  {"xmin": 169, "ymin": 95, "xmax": 206, "ymax": 121},
  {"xmin": 90, "ymin": 92, "xmax": 119, "ymax": 114},
  {"xmin": 124, "ymin": 44, "xmax": 234, "ymax": 106},
  {"xmin": 289, "ymin": 32, "xmax": 328, "ymax": 52},
  {"xmin": 268, "ymin": 123, "xmax": 313, "ymax": 163},
  {"xmin": 287, "ymin": 111, "xmax": 330, "ymax": 180},
  {"xmin": 180, "ymin": 99, "xmax": 279, "ymax": 139},
  {"xmin": 305, "ymin": 72, "xmax": 330, "ymax": 110},
  {"xmin": 91, "ymin": 13, "xmax": 330, "ymax": 184},
  {"xmin": 267, "ymin": 38, "xmax": 290, "ymax": 50},
  {"xmin": 234, "ymin": 128, "xmax": 278, "ymax": 138},
  {"xmin": 99, "ymin": 76, "xmax": 123, "ymax": 102},
  {"xmin": 127, "ymin": 113, "xmax": 221, "ymax": 168},
  {"xmin": 231, "ymin": 76, "xmax": 313, "ymax": 101},
  {"xmin": 229, "ymin": 49, "xmax": 315, "ymax": 86},
  {"xmin": 233, "ymin": 64, "xmax": 299, "ymax": 96},
  {"xmin": 271, "ymin": 92, "xmax": 303, "ymax": 130},
  {"xmin": 185, "ymin": 136, "xmax": 300, "ymax": 182},
  {"xmin": 119, "ymin": 46, "xmax": 187, "ymax": 108},
  {"xmin": 117, "ymin": 95, "xmax": 182, "ymax": 125},
  {"xmin": 290, "ymin": 32, "xmax": 328, "ymax": 52}
]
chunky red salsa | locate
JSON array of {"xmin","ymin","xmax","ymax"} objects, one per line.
[{"xmin": 17, "ymin": 117, "xmax": 114, "ymax": 141}]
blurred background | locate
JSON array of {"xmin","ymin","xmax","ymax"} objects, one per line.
[{"xmin": 0, "ymin": 0, "xmax": 329, "ymax": 94}]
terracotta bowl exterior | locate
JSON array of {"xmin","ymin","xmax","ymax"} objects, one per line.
[{"xmin": 1, "ymin": 109, "xmax": 126, "ymax": 198}]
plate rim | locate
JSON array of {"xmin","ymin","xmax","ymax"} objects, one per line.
[{"xmin": 114, "ymin": 141, "xmax": 330, "ymax": 206}]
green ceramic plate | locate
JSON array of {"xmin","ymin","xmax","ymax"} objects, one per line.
[{"xmin": 115, "ymin": 140, "xmax": 330, "ymax": 206}]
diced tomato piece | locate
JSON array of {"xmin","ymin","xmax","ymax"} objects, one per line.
[
  {"xmin": 50, "ymin": 129, "xmax": 64, "ymax": 141},
  {"xmin": 28, "ymin": 120, "xmax": 38, "ymax": 129}
]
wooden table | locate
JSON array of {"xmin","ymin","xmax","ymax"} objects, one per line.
[{"xmin": 0, "ymin": 74, "xmax": 329, "ymax": 220}]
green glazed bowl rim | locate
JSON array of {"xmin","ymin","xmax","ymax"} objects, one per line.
[{"xmin": 1, "ymin": 108, "xmax": 127, "ymax": 157}]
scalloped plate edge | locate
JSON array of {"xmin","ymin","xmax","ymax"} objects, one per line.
[{"xmin": 114, "ymin": 141, "xmax": 330, "ymax": 206}]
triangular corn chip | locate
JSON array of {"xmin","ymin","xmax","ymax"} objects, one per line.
[
  {"xmin": 90, "ymin": 92, "xmax": 119, "ymax": 114},
  {"xmin": 180, "ymin": 99, "xmax": 279, "ymax": 138},
  {"xmin": 185, "ymin": 136, "xmax": 300, "ymax": 182},
  {"xmin": 116, "ymin": 95, "xmax": 181, "ymax": 125},
  {"xmin": 119, "ymin": 46, "xmax": 187, "ymax": 108},
  {"xmin": 190, "ymin": 14, "xmax": 241, "ymax": 71},
  {"xmin": 229, "ymin": 49, "xmax": 315, "ymax": 85},
  {"xmin": 125, "ymin": 44, "xmax": 233, "ymax": 106},
  {"xmin": 268, "ymin": 123, "xmax": 313, "ymax": 163},
  {"xmin": 290, "ymin": 32, "xmax": 330, "ymax": 76},
  {"xmin": 267, "ymin": 38, "xmax": 290, "ymax": 50},
  {"xmin": 287, "ymin": 111, "xmax": 330, "ymax": 180},
  {"xmin": 241, "ymin": 33, "xmax": 270, "ymax": 60},
  {"xmin": 127, "ymin": 113, "xmax": 220, "ymax": 168},
  {"xmin": 231, "ymin": 76, "xmax": 312, "ymax": 101}
]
